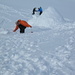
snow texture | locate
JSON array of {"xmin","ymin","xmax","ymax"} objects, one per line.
[{"xmin": 0, "ymin": 3, "xmax": 75, "ymax": 75}]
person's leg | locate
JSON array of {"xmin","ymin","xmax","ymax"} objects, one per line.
[
  {"xmin": 20, "ymin": 29, "xmax": 25, "ymax": 33},
  {"xmin": 19, "ymin": 25, "xmax": 26, "ymax": 33},
  {"xmin": 32, "ymin": 10, "xmax": 35, "ymax": 15},
  {"xmin": 39, "ymin": 11, "xmax": 42, "ymax": 15}
]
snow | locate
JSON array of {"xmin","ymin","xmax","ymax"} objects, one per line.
[
  {"xmin": 0, "ymin": 0, "xmax": 75, "ymax": 21},
  {"xmin": 0, "ymin": 1, "xmax": 75, "ymax": 75},
  {"xmin": 28, "ymin": 7, "xmax": 65, "ymax": 29}
]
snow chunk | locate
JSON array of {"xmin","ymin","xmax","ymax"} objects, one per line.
[{"xmin": 0, "ymin": 28, "xmax": 8, "ymax": 34}]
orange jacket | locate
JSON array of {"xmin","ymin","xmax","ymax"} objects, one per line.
[{"xmin": 13, "ymin": 20, "xmax": 32, "ymax": 32}]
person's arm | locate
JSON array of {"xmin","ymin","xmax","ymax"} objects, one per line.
[
  {"xmin": 13, "ymin": 25, "xmax": 19, "ymax": 32},
  {"xmin": 26, "ymin": 24, "xmax": 32, "ymax": 28}
]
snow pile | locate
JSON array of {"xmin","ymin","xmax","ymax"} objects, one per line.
[
  {"xmin": 28, "ymin": 7, "xmax": 65, "ymax": 29},
  {"xmin": 0, "ymin": 28, "xmax": 8, "ymax": 34}
]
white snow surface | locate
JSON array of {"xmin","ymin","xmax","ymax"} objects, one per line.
[
  {"xmin": 28, "ymin": 7, "xmax": 65, "ymax": 29},
  {"xmin": 0, "ymin": 4, "xmax": 75, "ymax": 75}
]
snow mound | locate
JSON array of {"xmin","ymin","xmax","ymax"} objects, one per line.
[
  {"xmin": 0, "ymin": 28, "xmax": 8, "ymax": 34},
  {"xmin": 28, "ymin": 7, "xmax": 65, "ymax": 29}
]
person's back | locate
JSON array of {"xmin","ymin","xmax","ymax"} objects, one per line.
[
  {"xmin": 38, "ymin": 7, "xmax": 42, "ymax": 12},
  {"xmin": 20, "ymin": 20, "xmax": 32, "ymax": 27}
]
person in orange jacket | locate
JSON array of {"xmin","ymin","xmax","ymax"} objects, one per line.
[{"xmin": 13, "ymin": 19, "xmax": 32, "ymax": 33}]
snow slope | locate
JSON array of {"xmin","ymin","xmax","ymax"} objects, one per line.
[
  {"xmin": 0, "ymin": 4, "xmax": 75, "ymax": 75},
  {"xmin": 0, "ymin": 0, "xmax": 75, "ymax": 21},
  {"xmin": 28, "ymin": 7, "xmax": 65, "ymax": 29}
]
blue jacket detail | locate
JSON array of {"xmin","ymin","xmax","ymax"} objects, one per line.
[{"xmin": 38, "ymin": 7, "xmax": 43, "ymax": 12}]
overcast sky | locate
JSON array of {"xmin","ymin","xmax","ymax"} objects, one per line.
[{"xmin": 0, "ymin": 0, "xmax": 75, "ymax": 21}]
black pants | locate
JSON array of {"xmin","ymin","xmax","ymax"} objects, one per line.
[
  {"xmin": 32, "ymin": 10, "xmax": 35, "ymax": 15},
  {"xmin": 32, "ymin": 8, "xmax": 36, "ymax": 15},
  {"xmin": 18, "ymin": 24, "xmax": 26, "ymax": 33},
  {"xmin": 39, "ymin": 11, "xmax": 42, "ymax": 15}
]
